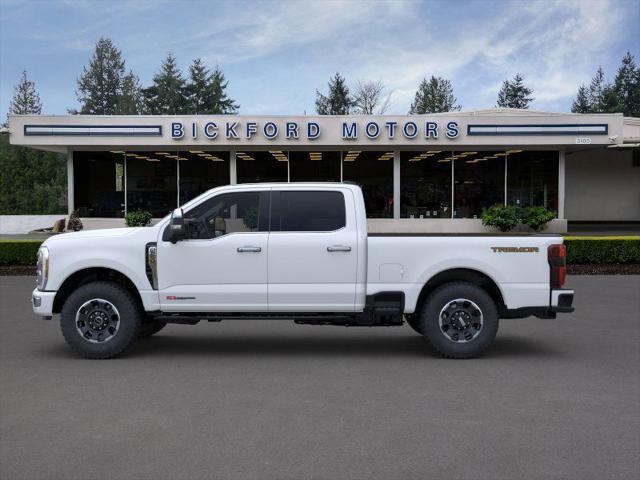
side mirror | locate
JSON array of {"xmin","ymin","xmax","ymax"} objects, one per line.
[{"xmin": 168, "ymin": 208, "xmax": 185, "ymax": 244}]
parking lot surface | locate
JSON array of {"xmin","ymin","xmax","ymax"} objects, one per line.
[{"xmin": 1, "ymin": 275, "xmax": 639, "ymax": 480}]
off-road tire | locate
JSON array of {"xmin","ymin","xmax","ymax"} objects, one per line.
[
  {"xmin": 420, "ymin": 282, "xmax": 499, "ymax": 359},
  {"xmin": 60, "ymin": 281, "xmax": 141, "ymax": 359},
  {"xmin": 405, "ymin": 314, "xmax": 423, "ymax": 335}
]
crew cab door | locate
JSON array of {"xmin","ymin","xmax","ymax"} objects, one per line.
[
  {"xmin": 268, "ymin": 188, "xmax": 358, "ymax": 312},
  {"xmin": 156, "ymin": 189, "xmax": 270, "ymax": 312}
]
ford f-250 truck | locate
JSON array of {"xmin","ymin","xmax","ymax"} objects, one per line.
[{"xmin": 32, "ymin": 183, "xmax": 574, "ymax": 359}]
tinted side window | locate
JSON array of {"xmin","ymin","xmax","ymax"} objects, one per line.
[
  {"xmin": 275, "ymin": 191, "xmax": 346, "ymax": 232},
  {"xmin": 183, "ymin": 192, "xmax": 266, "ymax": 239}
]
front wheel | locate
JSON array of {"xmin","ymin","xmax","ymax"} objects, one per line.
[
  {"xmin": 60, "ymin": 281, "xmax": 141, "ymax": 359},
  {"xmin": 419, "ymin": 282, "xmax": 499, "ymax": 359}
]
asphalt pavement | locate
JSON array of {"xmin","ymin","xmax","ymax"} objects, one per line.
[{"xmin": 1, "ymin": 275, "xmax": 639, "ymax": 480}]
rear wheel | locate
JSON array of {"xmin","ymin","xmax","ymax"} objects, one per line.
[
  {"xmin": 419, "ymin": 282, "xmax": 498, "ymax": 359},
  {"xmin": 60, "ymin": 281, "xmax": 141, "ymax": 359}
]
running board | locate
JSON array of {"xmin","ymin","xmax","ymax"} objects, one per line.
[{"xmin": 155, "ymin": 313, "xmax": 404, "ymax": 326}]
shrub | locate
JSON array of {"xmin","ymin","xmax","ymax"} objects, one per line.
[
  {"xmin": 481, "ymin": 205, "xmax": 520, "ymax": 232},
  {"xmin": 521, "ymin": 206, "xmax": 556, "ymax": 232},
  {"xmin": 125, "ymin": 210, "xmax": 153, "ymax": 227},
  {"xmin": 66, "ymin": 210, "xmax": 83, "ymax": 231},
  {"xmin": 0, "ymin": 240, "xmax": 43, "ymax": 265},
  {"xmin": 564, "ymin": 236, "xmax": 640, "ymax": 264}
]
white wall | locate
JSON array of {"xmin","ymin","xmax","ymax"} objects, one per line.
[
  {"xmin": 0, "ymin": 215, "xmax": 65, "ymax": 234},
  {"xmin": 565, "ymin": 149, "xmax": 640, "ymax": 222}
]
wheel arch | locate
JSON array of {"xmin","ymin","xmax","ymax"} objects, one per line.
[
  {"xmin": 415, "ymin": 268, "xmax": 506, "ymax": 315},
  {"xmin": 53, "ymin": 267, "xmax": 143, "ymax": 314}
]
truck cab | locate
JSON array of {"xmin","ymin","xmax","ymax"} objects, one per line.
[{"xmin": 32, "ymin": 183, "xmax": 574, "ymax": 359}]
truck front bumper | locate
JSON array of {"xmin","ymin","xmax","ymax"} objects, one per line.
[{"xmin": 32, "ymin": 288, "xmax": 56, "ymax": 317}]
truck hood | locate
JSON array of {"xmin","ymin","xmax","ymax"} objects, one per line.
[{"xmin": 43, "ymin": 227, "xmax": 159, "ymax": 248}]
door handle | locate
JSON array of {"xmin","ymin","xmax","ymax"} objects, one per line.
[
  {"xmin": 237, "ymin": 246, "xmax": 262, "ymax": 253},
  {"xmin": 327, "ymin": 245, "xmax": 352, "ymax": 252}
]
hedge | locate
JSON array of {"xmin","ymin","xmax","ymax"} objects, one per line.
[
  {"xmin": 1, "ymin": 236, "xmax": 639, "ymax": 266},
  {"xmin": 564, "ymin": 236, "xmax": 640, "ymax": 264},
  {"xmin": 0, "ymin": 240, "xmax": 43, "ymax": 265}
]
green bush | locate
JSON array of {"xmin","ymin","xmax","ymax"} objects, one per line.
[
  {"xmin": 482, "ymin": 204, "xmax": 556, "ymax": 232},
  {"xmin": 521, "ymin": 206, "xmax": 556, "ymax": 232},
  {"xmin": 564, "ymin": 236, "xmax": 640, "ymax": 264},
  {"xmin": 481, "ymin": 205, "xmax": 521, "ymax": 232},
  {"xmin": 125, "ymin": 210, "xmax": 153, "ymax": 227},
  {"xmin": 0, "ymin": 240, "xmax": 43, "ymax": 265}
]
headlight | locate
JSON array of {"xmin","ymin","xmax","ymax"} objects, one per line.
[{"xmin": 36, "ymin": 246, "xmax": 49, "ymax": 290}]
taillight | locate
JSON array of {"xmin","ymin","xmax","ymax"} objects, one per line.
[{"xmin": 548, "ymin": 244, "xmax": 566, "ymax": 288}]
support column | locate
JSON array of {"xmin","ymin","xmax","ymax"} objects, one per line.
[
  {"xmin": 558, "ymin": 149, "xmax": 566, "ymax": 219},
  {"xmin": 66, "ymin": 149, "xmax": 74, "ymax": 215},
  {"xmin": 393, "ymin": 150, "xmax": 400, "ymax": 219},
  {"xmin": 176, "ymin": 158, "xmax": 180, "ymax": 207},
  {"xmin": 230, "ymin": 150, "xmax": 237, "ymax": 185}
]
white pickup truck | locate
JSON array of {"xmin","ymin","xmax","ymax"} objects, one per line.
[{"xmin": 32, "ymin": 183, "xmax": 573, "ymax": 359}]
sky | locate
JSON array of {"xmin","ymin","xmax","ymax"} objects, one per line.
[{"xmin": 0, "ymin": 0, "xmax": 638, "ymax": 117}]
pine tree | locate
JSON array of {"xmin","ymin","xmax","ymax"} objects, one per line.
[
  {"xmin": 496, "ymin": 74, "xmax": 534, "ymax": 109},
  {"xmin": 143, "ymin": 53, "xmax": 188, "ymax": 114},
  {"xmin": 1, "ymin": 73, "xmax": 66, "ymax": 215},
  {"xmin": 8, "ymin": 70, "xmax": 42, "ymax": 116},
  {"xmin": 613, "ymin": 51, "xmax": 640, "ymax": 117},
  {"xmin": 571, "ymin": 85, "xmax": 591, "ymax": 113},
  {"xmin": 315, "ymin": 73, "xmax": 353, "ymax": 115},
  {"xmin": 207, "ymin": 65, "xmax": 239, "ymax": 114},
  {"xmin": 185, "ymin": 59, "xmax": 239, "ymax": 114},
  {"xmin": 409, "ymin": 76, "xmax": 460, "ymax": 114},
  {"xmin": 116, "ymin": 71, "xmax": 144, "ymax": 115},
  {"xmin": 186, "ymin": 58, "xmax": 209, "ymax": 114},
  {"xmin": 587, "ymin": 67, "xmax": 607, "ymax": 112},
  {"xmin": 75, "ymin": 37, "xmax": 126, "ymax": 114}
]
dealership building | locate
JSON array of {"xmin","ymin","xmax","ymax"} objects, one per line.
[{"xmin": 6, "ymin": 109, "xmax": 640, "ymax": 233}]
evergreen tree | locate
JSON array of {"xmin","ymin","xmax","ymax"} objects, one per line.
[
  {"xmin": 496, "ymin": 73, "xmax": 534, "ymax": 109},
  {"xmin": 75, "ymin": 37, "xmax": 126, "ymax": 114},
  {"xmin": 409, "ymin": 76, "xmax": 460, "ymax": 114},
  {"xmin": 315, "ymin": 73, "xmax": 353, "ymax": 115},
  {"xmin": 587, "ymin": 67, "xmax": 607, "ymax": 112},
  {"xmin": 571, "ymin": 85, "xmax": 591, "ymax": 113},
  {"xmin": 613, "ymin": 51, "xmax": 640, "ymax": 117},
  {"xmin": 186, "ymin": 58, "xmax": 209, "ymax": 114},
  {"xmin": 8, "ymin": 70, "xmax": 42, "ymax": 116},
  {"xmin": 207, "ymin": 65, "xmax": 239, "ymax": 114},
  {"xmin": 185, "ymin": 59, "xmax": 239, "ymax": 114},
  {"xmin": 143, "ymin": 53, "xmax": 188, "ymax": 114},
  {"xmin": 116, "ymin": 71, "xmax": 144, "ymax": 115},
  {"xmin": 1, "ymin": 72, "xmax": 66, "ymax": 214}
]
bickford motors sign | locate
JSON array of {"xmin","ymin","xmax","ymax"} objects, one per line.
[{"xmin": 171, "ymin": 119, "xmax": 461, "ymax": 141}]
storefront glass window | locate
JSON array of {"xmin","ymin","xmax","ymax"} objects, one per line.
[
  {"xmin": 401, "ymin": 151, "xmax": 452, "ymax": 218},
  {"xmin": 342, "ymin": 150, "xmax": 394, "ymax": 218},
  {"xmin": 177, "ymin": 150, "xmax": 230, "ymax": 204},
  {"xmin": 289, "ymin": 151, "xmax": 341, "ymax": 182},
  {"xmin": 73, "ymin": 151, "xmax": 124, "ymax": 218},
  {"xmin": 507, "ymin": 150, "xmax": 558, "ymax": 213},
  {"xmin": 237, "ymin": 151, "xmax": 288, "ymax": 183},
  {"xmin": 453, "ymin": 151, "xmax": 505, "ymax": 218},
  {"xmin": 126, "ymin": 152, "xmax": 177, "ymax": 217}
]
